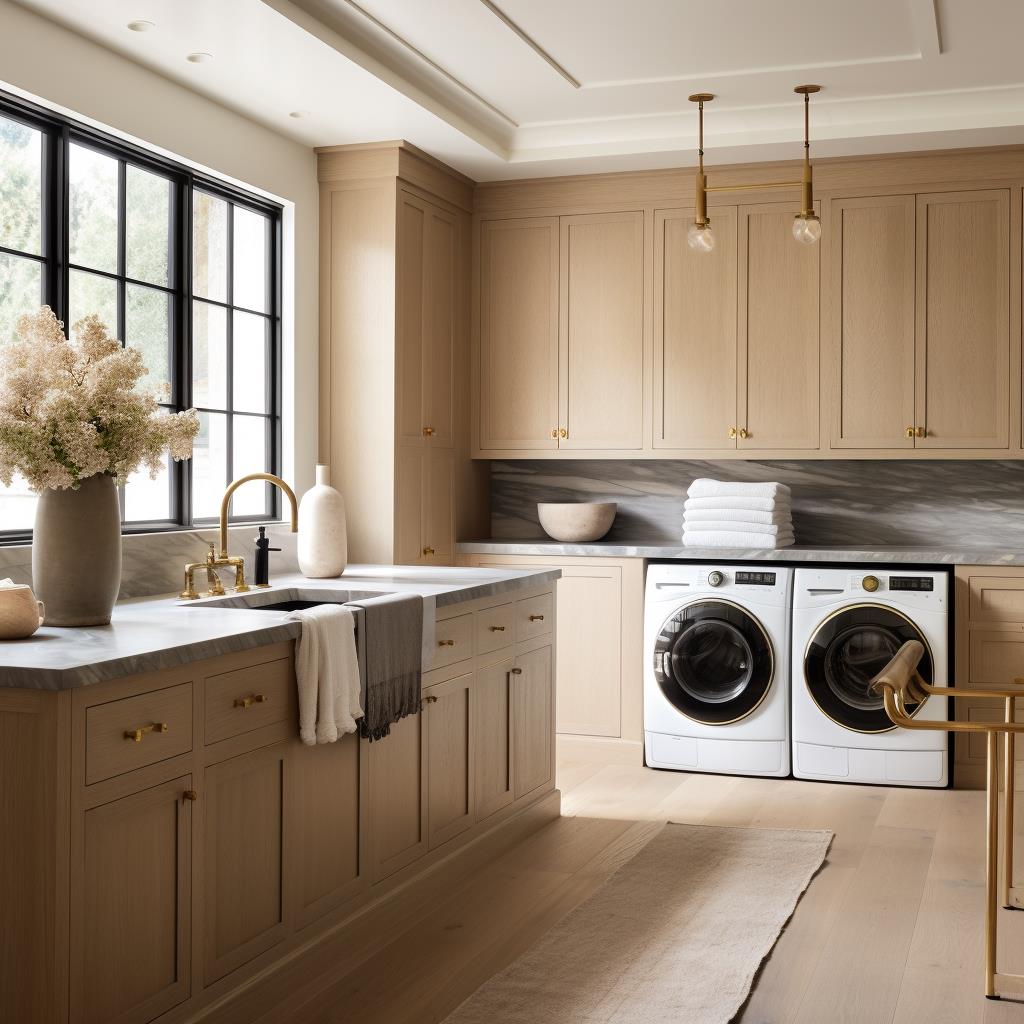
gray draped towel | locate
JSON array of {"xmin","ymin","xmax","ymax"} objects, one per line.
[{"xmin": 349, "ymin": 593, "xmax": 423, "ymax": 741}]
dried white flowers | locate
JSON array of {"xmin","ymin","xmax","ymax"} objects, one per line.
[{"xmin": 0, "ymin": 306, "xmax": 200, "ymax": 491}]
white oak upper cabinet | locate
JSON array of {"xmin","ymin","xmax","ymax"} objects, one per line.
[
  {"xmin": 915, "ymin": 190, "xmax": 1010, "ymax": 449},
  {"xmin": 831, "ymin": 196, "xmax": 916, "ymax": 449},
  {"xmin": 654, "ymin": 207, "xmax": 738, "ymax": 449},
  {"xmin": 478, "ymin": 217, "xmax": 559, "ymax": 450},
  {"xmin": 738, "ymin": 202, "xmax": 820, "ymax": 450},
  {"xmin": 559, "ymin": 212, "xmax": 645, "ymax": 449}
]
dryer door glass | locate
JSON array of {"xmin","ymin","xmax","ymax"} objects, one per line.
[
  {"xmin": 804, "ymin": 604, "xmax": 932, "ymax": 733},
  {"xmin": 653, "ymin": 600, "xmax": 774, "ymax": 725}
]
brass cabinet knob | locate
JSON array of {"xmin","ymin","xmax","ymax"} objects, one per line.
[
  {"xmin": 738, "ymin": 428, "xmax": 750, "ymax": 440},
  {"xmin": 559, "ymin": 428, "xmax": 568, "ymax": 439},
  {"xmin": 905, "ymin": 426, "xmax": 915, "ymax": 438},
  {"xmin": 183, "ymin": 790, "xmax": 198, "ymax": 802},
  {"xmin": 728, "ymin": 427, "xmax": 737, "ymax": 439},
  {"xmin": 915, "ymin": 426, "xmax": 926, "ymax": 438},
  {"xmin": 422, "ymin": 426, "xmax": 435, "ymax": 437},
  {"xmin": 550, "ymin": 428, "xmax": 558, "ymax": 439},
  {"xmin": 420, "ymin": 694, "xmax": 438, "ymax": 709},
  {"xmin": 528, "ymin": 614, "xmax": 545, "ymax": 622},
  {"xmin": 509, "ymin": 667, "xmax": 523, "ymax": 676},
  {"xmin": 234, "ymin": 693, "xmax": 269, "ymax": 709},
  {"xmin": 489, "ymin": 624, "xmax": 506, "ymax": 632},
  {"xmin": 438, "ymin": 639, "xmax": 456, "ymax": 647},
  {"xmin": 124, "ymin": 721, "xmax": 168, "ymax": 743},
  {"xmin": 422, "ymin": 546, "xmax": 435, "ymax": 556}
]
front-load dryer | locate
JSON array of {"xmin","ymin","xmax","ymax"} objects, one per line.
[
  {"xmin": 644, "ymin": 563, "xmax": 792, "ymax": 777},
  {"xmin": 791, "ymin": 568, "xmax": 949, "ymax": 787}
]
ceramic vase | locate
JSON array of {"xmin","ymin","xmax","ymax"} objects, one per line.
[
  {"xmin": 298, "ymin": 465, "xmax": 347, "ymax": 578},
  {"xmin": 32, "ymin": 474, "xmax": 122, "ymax": 626}
]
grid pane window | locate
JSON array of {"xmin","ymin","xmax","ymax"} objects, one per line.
[
  {"xmin": 0, "ymin": 93, "xmax": 281, "ymax": 543},
  {"xmin": 191, "ymin": 189, "xmax": 276, "ymax": 522}
]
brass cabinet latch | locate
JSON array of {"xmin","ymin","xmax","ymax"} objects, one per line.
[{"xmin": 124, "ymin": 722, "xmax": 168, "ymax": 743}]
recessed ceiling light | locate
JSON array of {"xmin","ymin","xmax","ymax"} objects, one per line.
[
  {"xmin": 127, "ymin": 20, "xmax": 154, "ymax": 32},
  {"xmin": 288, "ymin": 110, "xmax": 310, "ymax": 119},
  {"xmin": 186, "ymin": 52, "xmax": 214, "ymax": 64}
]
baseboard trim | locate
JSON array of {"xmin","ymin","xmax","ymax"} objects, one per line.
[{"xmin": 557, "ymin": 734, "xmax": 644, "ymax": 765}]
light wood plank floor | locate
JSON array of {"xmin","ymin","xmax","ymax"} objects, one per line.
[{"xmin": 278, "ymin": 753, "xmax": 1024, "ymax": 1024}]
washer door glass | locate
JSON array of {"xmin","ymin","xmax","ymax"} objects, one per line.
[
  {"xmin": 653, "ymin": 600, "xmax": 774, "ymax": 725},
  {"xmin": 804, "ymin": 605, "xmax": 932, "ymax": 733}
]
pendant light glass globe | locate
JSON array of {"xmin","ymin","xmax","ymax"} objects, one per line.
[
  {"xmin": 687, "ymin": 222, "xmax": 715, "ymax": 253},
  {"xmin": 792, "ymin": 214, "xmax": 821, "ymax": 245}
]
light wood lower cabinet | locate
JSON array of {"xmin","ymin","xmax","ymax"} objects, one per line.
[
  {"xmin": 74, "ymin": 775, "xmax": 192, "ymax": 1024},
  {"xmin": 202, "ymin": 744, "xmax": 288, "ymax": 986},
  {"xmin": 5, "ymin": 585, "xmax": 557, "ymax": 1024}
]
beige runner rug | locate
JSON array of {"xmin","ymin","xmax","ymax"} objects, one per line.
[{"xmin": 444, "ymin": 822, "xmax": 832, "ymax": 1024}]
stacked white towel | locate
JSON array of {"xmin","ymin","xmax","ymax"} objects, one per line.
[{"xmin": 682, "ymin": 479, "xmax": 795, "ymax": 549}]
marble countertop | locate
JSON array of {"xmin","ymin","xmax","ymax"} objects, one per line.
[
  {"xmin": 0, "ymin": 564, "xmax": 561, "ymax": 691},
  {"xmin": 457, "ymin": 540, "xmax": 1024, "ymax": 566}
]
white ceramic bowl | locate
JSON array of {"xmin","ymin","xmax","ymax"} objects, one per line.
[{"xmin": 537, "ymin": 502, "xmax": 617, "ymax": 543}]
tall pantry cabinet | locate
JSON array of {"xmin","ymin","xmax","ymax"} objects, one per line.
[{"xmin": 317, "ymin": 143, "xmax": 487, "ymax": 565}]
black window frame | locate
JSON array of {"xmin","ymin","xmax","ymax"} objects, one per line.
[{"xmin": 0, "ymin": 89, "xmax": 283, "ymax": 545}]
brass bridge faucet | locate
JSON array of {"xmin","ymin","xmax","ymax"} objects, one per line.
[{"xmin": 180, "ymin": 473, "xmax": 299, "ymax": 600}]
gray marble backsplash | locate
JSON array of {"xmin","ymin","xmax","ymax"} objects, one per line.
[
  {"xmin": 0, "ymin": 524, "xmax": 300, "ymax": 599},
  {"xmin": 490, "ymin": 460, "xmax": 1024, "ymax": 548}
]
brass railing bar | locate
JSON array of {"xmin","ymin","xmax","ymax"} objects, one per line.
[
  {"xmin": 704, "ymin": 180, "xmax": 802, "ymax": 193},
  {"xmin": 1005, "ymin": 696, "xmax": 1016, "ymax": 910},
  {"xmin": 988, "ymin": 730, "xmax": 999, "ymax": 999}
]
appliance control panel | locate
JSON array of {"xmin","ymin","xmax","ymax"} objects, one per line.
[
  {"xmin": 735, "ymin": 570, "xmax": 777, "ymax": 586},
  {"xmin": 889, "ymin": 576, "xmax": 935, "ymax": 592}
]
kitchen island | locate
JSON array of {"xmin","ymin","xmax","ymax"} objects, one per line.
[{"xmin": 0, "ymin": 564, "xmax": 559, "ymax": 1024}]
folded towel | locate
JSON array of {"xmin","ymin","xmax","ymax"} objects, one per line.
[
  {"xmin": 682, "ymin": 529, "xmax": 795, "ymax": 549},
  {"xmin": 687, "ymin": 478, "xmax": 791, "ymax": 501},
  {"xmin": 288, "ymin": 604, "xmax": 362, "ymax": 746},
  {"xmin": 683, "ymin": 508, "xmax": 792, "ymax": 526},
  {"xmin": 348, "ymin": 593, "xmax": 423, "ymax": 741},
  {"xmin": 684, "ymin": 495, "xmax": 791, "ymax": 513},
  {"xmin": 684, "ymin": 520, "xmax": 791, "ymax": 536}
]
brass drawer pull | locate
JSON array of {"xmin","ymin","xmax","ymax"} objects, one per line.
[
  {"xmin": 234, "ymin": 693, "xmax": 269, "ymax": 710},
  {"xmin": 420, "ymin": 694, "xmax": 439, "ymax": 709},
  {"xmin": 489, "ymin": 625, "xmax": 506, "ymax": 632},
  {"xmin": 422, "ymin": 425, "xmax": 435, "ymax": 437},
  {"xmin": 528, "ymin": 614, "xmax": 545, "ymax": 622},
  {"xmin": 124, "ymin": 722, "xmax": 168, "ymax": 743},
  {"xmin": 422, "ymin": 546, "xmax": 435, "ymax": 556},
  {"xmin": 438, "ymin": 639, "xmax": 456, "ymax": 647},
  {"xmin": 183, "ymin": 789, "xmax": 198, "ymax": 802}
]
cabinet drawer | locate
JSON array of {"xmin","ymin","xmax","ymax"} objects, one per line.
[
  {"xmin": 85, "ymin": 682, "xmax": 193, "ymax": 784},
  {"xmin": 968, "ymin": 575, "xmax": 1024, "ymax": 624},
  {"xmin": 516, "ymin": 592, "xmax": 553, "ymax": 642},
  {"xmin": 476, "ymin": 602, "xmax": 515, "ymax": 655},
  {"xmin": 204, "ymin": 657, "xmax": 293, "ymax": 745},
  {"xmin": 434, "ymin": 613, "xmax": 473, "ymax": 669}
]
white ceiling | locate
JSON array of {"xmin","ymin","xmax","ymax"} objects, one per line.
[{"xmin": 12, "ymin": 0, "xmax": 1024, "ymax": 180}]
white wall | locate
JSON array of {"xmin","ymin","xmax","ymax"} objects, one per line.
[{"xmin": 0, "ymin": 0, "xmax": 319, "ymax": 499}]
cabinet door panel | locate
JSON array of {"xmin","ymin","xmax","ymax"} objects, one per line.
[
  {"xmin": 560, "ymin": 212, "xmax": 645, "ymax": 449},
  {"xmin": 74, "ymin": 776, "xmax": 191, "ymax": 1024},
  {"xmin": 474, "ymin": 657, "xmax": 514, "ymax": 819},
  {"xmin": 513, "ymin": 645, "xmax": 554, "ymax": 800},
  {"xmin": 397, "ymin": 194, "xmax": 426, "ymax": 446},
  {"xmin": 424, "ymin": 204, "xmax": 456, "ymax": 447},
  {"xmin": 203, "ymin": 744, "xmax": 287, "ymax": 986},
  {"xmin": 916, "ymin": 190, "xmax": 1010, "ymax": 449},
  {"xmin": 739, "ymin": 203, "xmax": 819, "ymax": 449},
  {"xmin": 556, "ymin": 569, "xmax": 623, "ymax": 737},
  {"xmin": 831, "ymin": 196, "xmax": 916, "ymax": 449},
  {"xmin": 368, "ymin": 711, "xmax": 426, "ymax": 881},
  {"xmin": 655, "ymin": 207, "xmax": 738, "ymax": 449},
  {"xmin": 479, "ymin": 218, "xmax": 559, "ymax": 449},
  {"xmin": 426, "ymin": 672, "xmax": 474, "ymax": 848},
  {"xmin": 395, "ymin": 447, "xmax": 424, "ymax": 565},
  {"xmin": 293, "ymin": 732, "xmax": 363, "ymax": 928},
  {"xmin": 424, "ymin": 446, "xmax": 455, "ymax": 565}
]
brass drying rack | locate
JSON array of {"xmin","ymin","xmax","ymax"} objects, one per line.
[{"xmin": 872, "ymin": 640, "xmax": 1024, "ymax": 1001}]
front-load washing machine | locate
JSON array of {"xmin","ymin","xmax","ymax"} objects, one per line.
[
  {"xmin": 791, "ymin": 568, "xmax": 949, "ymax": 787},
  {"xmin": 644, "ymin": 563, "xmax": 792, "ymax": 777}
]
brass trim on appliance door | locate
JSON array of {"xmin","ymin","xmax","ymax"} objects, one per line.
[
  {"xmin": 654, "ymin": 597, "xmax": 776, "ymax": 727},
  {"xmin": 802, "ymin": 601, "xmax": 935, "ymax": 734}
]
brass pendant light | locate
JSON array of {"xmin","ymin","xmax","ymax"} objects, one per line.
[{"xmin": 687, "ymin": 85, "xmax": 823, "ymax": 252}]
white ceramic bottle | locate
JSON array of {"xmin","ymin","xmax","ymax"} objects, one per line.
[{"xmin": 298, "ymin": 465, "xmax": 347, "ymax": 578}]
